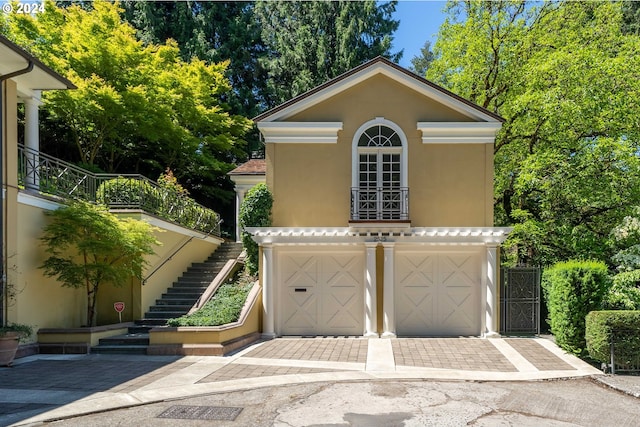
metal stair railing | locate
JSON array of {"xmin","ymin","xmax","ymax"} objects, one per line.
[{"xmin": 18, "ymin": 144, "xmax": 221, "ymax": 236}]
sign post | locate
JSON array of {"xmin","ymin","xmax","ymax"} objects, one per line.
[{"xmin": 114, "ymin": 301, "xmax": 125, "ymax": 323}]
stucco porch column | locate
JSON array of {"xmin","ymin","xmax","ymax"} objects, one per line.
[
  {"xmin": 381, "ymin": 242, "xmax": 396, "ymax": 337},
  {"xmin": 234, "ymin": 187, "xmax": 248, "ymax": 242},
  {"xmin": 23, "ymin": 92, "xmax": 41, "ymax": 190},
  {"xmin": 364, "ymin": 243, "xmax": 378, "ymax": 337},
  {"xmin": 484, "ymin": 243, "xmax": 500, "ymax": 337},
  {"xmin": 261, "ymin": 244, "xmax": 276, "ymax": 338}
]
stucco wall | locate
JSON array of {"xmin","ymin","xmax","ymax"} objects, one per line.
[
  {"xmin": 266, "ymin": 74, "xmax": 494, "ymax": 228},
  {"xmin": 12, "ymin": 200, "xmax": 86, "ymax": 335},
  {"xmin": 9, "ymin": 200, "xmax": 222, "ymax": 338}
]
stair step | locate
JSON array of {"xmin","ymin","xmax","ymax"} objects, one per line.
[
  {"xmin": 178, "ymin": 277, "xmax": 217, "ymax": 283},
  {"xmin": 149, "ymin": 305, "xmax": 192, "ymax": 312},
  {"xmin": 144, "ymin": 311, "xmax": 186, "ymax": 319},
  {"xmin": 167, "ymin": 287, "xmax": 208, "ymax": 293},
  {"xmin": 155, "ymin": 299, "xmax": 196, "ymax": 306},
  {"xmin": 128, "ymin": 325, "xmax": 153, "ymax": 334},
  {"xmin": 92, "ymin": 345, "xmax": 149, "ymax": 355},
  {"xmin": 98, "ymin": 333, "xmax": 149, "ymax": 346},
  {"xmin": 136, "ymin": 319, "xmax": 170, "ymax": 327}
]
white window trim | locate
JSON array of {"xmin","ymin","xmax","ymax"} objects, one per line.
[
  {"xmin": 257, "ymin": 122, "xmax": 343, "ymax": 143},
  {"xmin": 351, "ymin": 117, "xmax": 408, "ymax": 189},
  {"xmin": 417, "ymin": 122, "xmax": 501, "ymax": 144}
]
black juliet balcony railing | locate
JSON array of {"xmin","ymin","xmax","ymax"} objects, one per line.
[
  {"xmin": 18, "ymin": 144, "xmax": 221, "ymax": 236},
  {"xmin": 350, "ymin": 187, "xmax": 409, "ymax": 221}
]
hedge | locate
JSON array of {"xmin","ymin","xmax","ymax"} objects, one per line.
[
  {"xmin": 586, "ymin": 311, "xmax": 640, "ymax": 367},
  {"xmin": 239, "ymin": 183, "xmax": 273, "ymax": 275},
  {"xmin": 541, "ymin": 260, "xmax": 610, "ymax": 355}
]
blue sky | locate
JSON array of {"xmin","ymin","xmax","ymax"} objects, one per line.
[{"xmin": 392, "ymin": 1, "xmax": 448, "ymax": 68}]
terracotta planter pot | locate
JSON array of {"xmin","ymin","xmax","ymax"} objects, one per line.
[{"xmin": 0, "ymin": 333, "xmax": 20, "ymax": 366}]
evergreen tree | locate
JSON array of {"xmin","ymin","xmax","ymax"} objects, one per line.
[
  {"xmin": 409, "ymin": 40, "xmax": 434, "ymax": 77},
  {"xmin": 254, "ymin": 0, "xmax": 401, "ymax": 105}
]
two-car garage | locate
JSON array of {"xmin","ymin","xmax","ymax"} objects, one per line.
[{"xmin": 273, "ymin": 244, "xmax": 485, "ymax": 337}]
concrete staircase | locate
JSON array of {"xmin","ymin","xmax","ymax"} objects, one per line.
[{"xmin": 92, "ymin": 242, "xmax": 244, "ymax": 354}]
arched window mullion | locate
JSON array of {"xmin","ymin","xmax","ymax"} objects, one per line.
[{"xmin": 352, "ymin": 119, "xmax": 408, "ymax": 221}]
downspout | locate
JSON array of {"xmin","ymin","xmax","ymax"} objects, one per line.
[{"xmin": 0, "ymin": 60, "xmax": 34, "ymax": 326}]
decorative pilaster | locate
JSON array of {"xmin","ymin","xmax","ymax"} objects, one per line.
[
  {"xmin": 262, "ymin": 244, "xmax": 275, "ymax": 338},
  {"xmin": 485, "ymin": 244, "xmax": 500, "ymax": 337},
  {"xmin": 382, "ymin": 243, "xmax": 396, "ymax": 337},
  {"xmin": 364, "ymin": 243, "xmax": 378, "ymax": 337}
]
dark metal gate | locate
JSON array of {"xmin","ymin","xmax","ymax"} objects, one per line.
[{"xmin": 500, "ymin": 267, "xmax": 541, "ymax": 335}]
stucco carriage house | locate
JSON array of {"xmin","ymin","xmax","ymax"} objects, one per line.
[{"xmin": 247, "ymin": 57, "xmax": 511, "ymax": 339}]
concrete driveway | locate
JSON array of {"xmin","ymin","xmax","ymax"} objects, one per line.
[{"xmin": 0, "ymin": 337, "xmax": 602, "ymax": 426}]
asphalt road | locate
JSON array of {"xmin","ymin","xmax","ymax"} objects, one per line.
[{"xmin": 39, "ymin": 377, "xmax": 639, "ymax": 427}]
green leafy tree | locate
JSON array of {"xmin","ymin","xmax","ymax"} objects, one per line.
[
  {"xmin": 239, "ymin": 183, "xmax": 273, "ymax": 275},
  {"xmin": 427, "ymin": 1, "xmax": 640, "ymax": 266},
  {"xmin": 254, "ymin": 0, "xmax": 402, "ymax": 105},
  {"xmin": 604, "ymin": 209, "xmax": 640, "ymax": 310},
  {"xmin": 40, "ymin": 201, "xmax": 160, "ymax": 326},
  {"xmin": 2, "ymin": 1, "xmax": 252, "ymax": 221}
]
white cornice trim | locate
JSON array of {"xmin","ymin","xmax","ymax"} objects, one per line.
[
  {"xmin": 417, "ymin": 122, "xmax": 502, "ymax": 144},
  {"xmin": 258, "ymin": 122, "xmax": 343, "ymax": 144},
  {"xmin": 246, "ymin": 227, "xmax": 512, "ymax": 245}
]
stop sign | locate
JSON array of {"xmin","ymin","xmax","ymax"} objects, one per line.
[{"xmin": 114, "ymin": 302, "xmax": 125, "ymax": 313}]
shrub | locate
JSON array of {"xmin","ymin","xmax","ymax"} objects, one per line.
[
  {"xmin": 239, "ymin": 183, "xmax": 273, "ymax": 275},
  {"xmin": 541, "ymin": 260, "xmax": 610, "ymax": 355},
  {"xmin": 167, "ymin": 272, "xmax": 254, "ymax": 327},
  {"xmin": 96, "ymin": 177, "xmax": 159, "ymax": 210},
  {"xmin": 586, "ymin": 311, "xmax": 640, "ymax": 366}
]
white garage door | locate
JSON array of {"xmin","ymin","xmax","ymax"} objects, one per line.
[
  {"xmin": 277, "ymin": 248, "xmax": 364, "ymax": 336},
  {"xmin": 395, "ymin": 249, "xmax": 481, "ymax": 336}
]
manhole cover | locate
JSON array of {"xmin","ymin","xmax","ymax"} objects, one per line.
[{"xmin": 157, "ymin": 405, "xmax": 243, "ymax": 421}]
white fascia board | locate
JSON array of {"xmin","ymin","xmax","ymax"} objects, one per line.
[
  {"xmin": 417, "ymin": 122, "xmax": 502, "ymax": 144},
  {"xmin": 229, "ymin": 175, "xmax": 265, "ymax": 187},
  {"xmin": 246, "ymin": 227, "xmax": 512, "ymax": 245},
  {"xmin": 257, "ymin": 122, "xmax": 343, "ymax": 144}
]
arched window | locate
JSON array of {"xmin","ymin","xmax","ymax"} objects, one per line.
[{"xmin": 351, "ymin": 119, "xmax": 408, "ymax": 221}]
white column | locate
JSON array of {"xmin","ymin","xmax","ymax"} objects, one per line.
[
  {"xmin": 262, "ymin": 244, "xmax": 276, "ymax": 338},
  {"xmin": 485, "ymin": 244, "xmax": 500, "ymax": 337},
  {"xmin": 235, "ymin": 188, "xmax": 247, "ymax": 242},
  {"xmin": 364, "ymin": 243, "xmax": 378, "ymax": 337},
  {"xmin": 382, "ymin": 243, "xmax": 396, "ymax": 337},
  {"xmin": 23, "ymin": 93, "xmax": 41, "ymax": 190}
]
